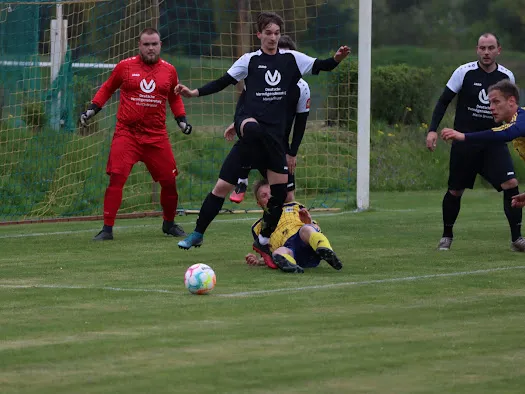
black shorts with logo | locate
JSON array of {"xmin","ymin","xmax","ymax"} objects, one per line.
[{"xmin": 448, "ymin": 140, "xmax": 516, "ymax": 191}]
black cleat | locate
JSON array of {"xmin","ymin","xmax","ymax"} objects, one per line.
[
  {"xmin": 93, "ymin": 230, "xmax": 113, "ymax": 241},
  {"xmin": 162, "ymin": 222, "xmax": 187, "ymax": 237},
  {"xmin": 273, "ymin": 254, "xmax": 304, "ymax": 273},
  {"xmin": 316, "ymin": 247, "xmax": 343, "ymax": 270}
]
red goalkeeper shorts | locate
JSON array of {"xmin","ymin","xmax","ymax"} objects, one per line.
[{"xmin": 106, "ymin": 128, "xmax": 178, "ymax": 181}]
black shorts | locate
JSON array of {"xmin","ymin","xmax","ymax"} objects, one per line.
[
  {"xmin": 234, "ymin": 116, "xmax": 288, "ymax": 175},
  {"xmin": 448, "ymin": 141, "xmax": 516, "ymax": 191},
  {"xmin": 219, "ymin": 142, "xmax": 296, "ymax": 191}
]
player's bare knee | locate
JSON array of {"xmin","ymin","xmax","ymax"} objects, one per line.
[
  {"xmin": 299, "ymin": 225, "xmax": 315, "ymax": 243},
  {"xmin": 240, "ymin": 118, "xmax": 258, "ymax": 137},
  {"xmin": 449, "ymin": 189, "xmax": 464, "ymax": 197},
  {"xmin": 502, "ymin": 178, "xmax": 519, "ymax": 190},
  {"xmin": 285, "ymin": 190, "xmax": 294, "ymax": 203},
  {"xmin": 212, "ymin": 179, "xmax": 236, "ymax": 197}
]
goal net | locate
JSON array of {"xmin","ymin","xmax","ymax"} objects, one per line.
[{"xmin": 0, "ymin": 0, "xmax": 358, "ymax": 223}]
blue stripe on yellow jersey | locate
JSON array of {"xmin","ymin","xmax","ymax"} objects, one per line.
[{"xmin": 251, "ymin": 202, "xmax": 320, "ymax": 252}]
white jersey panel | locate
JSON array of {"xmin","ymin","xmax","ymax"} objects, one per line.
[{"xmin": 296, "ymin": 79, "xmax": 310, "ymax": 114}]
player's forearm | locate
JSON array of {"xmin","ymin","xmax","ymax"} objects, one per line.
[
  {"xmin": 92, "ymin": 83, "xmax": 118, "ymax": 108},
  {"xmin": 289, "ymin": 112, "xmax": 308, "ymax": 156},
  {"xmin": 428, "ymin": 87, "xmax": 455, "ymax": 132},
  {"xmin": 465, "ymin": 124, "xmax": 525, "ymax": 142},
  {"xmin": 168, "ymin": 93, "xmax": 186, "ymax": 118},
  {"xmin": 312, "ymin": 57, "xmax": 339, "ymax": 75},
  {"xmin": 197, "ymin": 73, "xmax": 237, "ymax": 97}
]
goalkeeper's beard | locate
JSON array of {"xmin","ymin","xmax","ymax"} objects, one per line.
[{"xmin": 140, "ymin": 53, "xmax": 160, "ymax": 64}]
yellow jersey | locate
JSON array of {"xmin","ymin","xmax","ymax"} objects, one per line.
[{"xmin": 251, "ymin": 202, "xmax": 319, "ymax": 253}]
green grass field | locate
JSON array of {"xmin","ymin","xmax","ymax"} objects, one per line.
[{"xmin": 2, "ymin": 189, "xmax": 525, "ymax": 394}]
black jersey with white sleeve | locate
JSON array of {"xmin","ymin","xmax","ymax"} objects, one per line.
[
  {"xmin": 446, "ymin": 62, "xmax": 514, "ymax": 132},
  {"xmin": 227, "ymin": 49, "xmax": 315, "ymax": 129}
]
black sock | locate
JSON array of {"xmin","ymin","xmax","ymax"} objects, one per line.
[
  {"xmin": 504, "ymin": 187, "xmax": 522, "ymax": 242},
  {"xmin": 195, "ymin": 193, "xmax": 225, "ymax": 235},
  {"xmin": 442, "ymin": 191, "xmax": 461, "ymax": 238},
  {"xmin": 103, "ymin": 224, "xmax": 113, "ymax": 233},
  {"xmin": 163, "ymin": 220, "xmax": 174, "ymax": 227}
]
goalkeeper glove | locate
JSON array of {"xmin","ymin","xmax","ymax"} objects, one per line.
[
  {"xmin": 80, "ymin": 103, "xmax": 101, "ymax": 127},
  {"xmin": 176, "ymin": 116, "xmax": 192, "ymax": 135}
]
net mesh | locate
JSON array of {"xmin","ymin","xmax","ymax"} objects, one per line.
[{"xmin": 0, "ymin": 0, "xmax": 356, "ymax": 222}]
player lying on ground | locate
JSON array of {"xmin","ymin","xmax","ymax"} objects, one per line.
[
  {"xmin": 441, "ymin": 80, "xmax": 525, "ymax": 215},
  {"xmin": 246, "ymin": 179, "xmax": 343, "ymax": 274},
  {"xmin": 80, "ymin": 27, "xmax": 192, "ymax": 241},
  {"xmin": 175, "ymin": 11, "xmax": 350, "ymax": 255},
  {"xmin": 225, "ymin": 34, "xmax": 310, "ymax": 204}
]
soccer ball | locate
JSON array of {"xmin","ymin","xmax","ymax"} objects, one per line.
[{"xmin": 184, "ymin": 263, "xmax": 216, "ymax": 295}]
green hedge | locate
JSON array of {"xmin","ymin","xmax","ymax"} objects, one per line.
[{"xmin": 327, "ymin": 61, "xmax": 436, "ymax": 126}]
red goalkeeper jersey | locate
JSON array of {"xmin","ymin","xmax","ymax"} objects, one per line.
[{"xmin": 92, "ymin": 55, "xmax": 186, "ymax": 139}]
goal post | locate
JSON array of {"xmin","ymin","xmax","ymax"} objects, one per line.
[{"xmin": 0, "ymin": 0, "xmax": 370, "ymax": 223}]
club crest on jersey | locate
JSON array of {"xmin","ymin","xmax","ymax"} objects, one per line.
[
  {"xmin": 478, "ymin": 89, "xmax": 489, "ymax": 105},
  {"xmin": 140, "ymin": 79, "xmax": 156, "ymax": 93},
  {"xmin": 265, "ymin": 70, "xmax": 281, "ymax": 86}
]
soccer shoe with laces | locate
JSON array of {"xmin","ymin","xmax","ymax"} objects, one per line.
[
  {"xmin": 316, "ymin": 247, "xmax": 343, "ymax": 270},
  {"xmin": 178, "ymin": 231, "xmax": 203, "ymax": 250},
  {"xmin": 93, "ymin": 230, "xmax": 113, "ymax": 241},
  {"xmin": 511, "ymin": 237, "xmax": 525, "ymax": 252},
  {"xmin": 252, "ymin": 243, "xmax": 278, "ymax": 269},
  {"xmin": 229, "ymin": 182, "xmax": 247, "ymax": 204},
  {"xmin": 252, "ymin": 238, "xmax": 272, "ymax": 257},
  {"xmin": 273, "ymin": 254, "xmax": 304, "ymax": 273},
  {"xmin": 162, "ymin": 222, "xmax": 187, "ymax": 237},
  {"xmin": 437, "ymin": 237, "xmax": 453, "ymax": 250}
]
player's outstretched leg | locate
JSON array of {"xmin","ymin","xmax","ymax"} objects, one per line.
[
  {"xmin": 306, "ymin": 230, "xmax": 342, "ymax": 270},
  {"xmin": 273, "ymin": 253, "xmax": 304, "ymax": 274},
  {"xmin": 178, "ymin": 231, "xmax": 204, "ymax": 250}
]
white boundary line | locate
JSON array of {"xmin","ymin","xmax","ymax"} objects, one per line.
[{"xmin": 1, "ymin": 266, "xmax": 524, "ymax": 298}]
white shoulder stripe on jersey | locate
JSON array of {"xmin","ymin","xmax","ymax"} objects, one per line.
[
  {"xmin": 446, "ymin": 61, "xmax": 478, "ymax": 93},
  {"xmin": 227, "ymin": 49, "xmax": 262, "ymax": 81}
]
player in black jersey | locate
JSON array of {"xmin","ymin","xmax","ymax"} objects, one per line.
[
  {"xmin": 175, "ymin": 12, "xmax": 349, "ymax": 252},
  {"xmin": 226, "ymin": 35, "xmax": 309, "ymax": 204},
  {"xmin": 426, "ymin": 33, "xmax": 524, "ymax": 252}
]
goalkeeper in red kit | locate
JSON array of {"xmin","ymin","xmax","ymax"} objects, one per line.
[{"xmin": 80, "ymin": 28, "xmax": 192, "ymax": 241}]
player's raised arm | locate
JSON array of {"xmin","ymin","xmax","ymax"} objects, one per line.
[{"xmin": 287, "ymin": 46, "xmax": 350, "ymax": 77}]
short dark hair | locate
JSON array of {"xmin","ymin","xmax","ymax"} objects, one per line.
[
  {"xmin": 257, "ymin": 12, "xmax": 284, "ymax": 33},
  {"xmin": 488, "ymin": 80, "xmax": 520, "ymax": 102},
  {"xmin": 253, "ymin": 178, "xmax": 269, "ymax": 201},
  {"xmin": 479, "ymin": 32, "xmax": 500, "ymax": 47},
  {"xmin": 139, "ymin": 27, "xmax": 160, "ymax": 41},
  {"xmin": 278, "ymin": 35, "xmax": 297, "ymax": 50}
]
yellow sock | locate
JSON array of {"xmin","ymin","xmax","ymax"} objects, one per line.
[
  {"xmin": 309, "ymin": 232, "xmax": 332, "ymax": 252},
  {"xmin": 279, "ymin": 253, "xmax": 298, "ymax": 266}
]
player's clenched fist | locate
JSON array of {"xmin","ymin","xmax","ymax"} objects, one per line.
[{"xmin": 245, "ymin": 253, "xmax": 264, "ymax": 266}]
